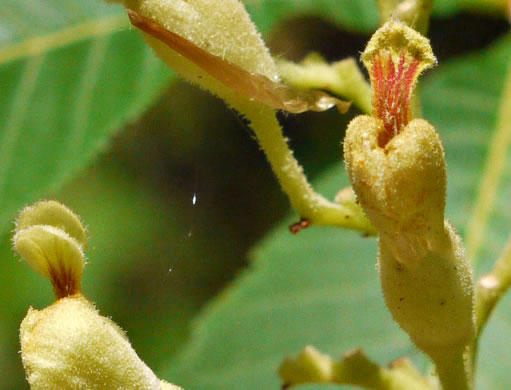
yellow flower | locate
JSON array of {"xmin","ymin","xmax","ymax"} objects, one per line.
[{"xmin": 343, "ymin": 22, "xmax": 474, "ymax": 385}]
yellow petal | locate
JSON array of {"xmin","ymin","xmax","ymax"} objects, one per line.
[
  {"xmin": 14, "ymin": 225, "xmax": 84, "ymax": 298},
  {"xmin": 16, "ymin": 200, "xmax": 88, "ymax": 249}
]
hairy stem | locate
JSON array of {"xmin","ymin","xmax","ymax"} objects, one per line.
[
  {"xmin": 278, "ymin": 56, "xmax": 372, "ymax": 114},
  {"xmin": 476, "ymin": 234, "xmax": 511, "ymax": 333},
  {"xmin": 239, "ymin": 102, "xmax": 374, "ymax": 233},
  {"xmin": 395, "ymin": 0, "xmax": 435, "ymax": 34},
  {"xmin": 377, "ymin": 0, "xmax": 434, "ymax": 34},
  {"xmin": 377, "ymin": 0, "xmax": 400, "ymax": 25},
  {"xmin": 432, "ymin": 348, "xmax": 472, "ymax": 390}
]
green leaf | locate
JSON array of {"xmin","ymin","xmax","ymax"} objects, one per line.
[
  {"xmin": 245, "ymin": 0, "xmax": 378, "ymax": 34},
  {"xmin": 433, "ymin": 0, "xmax": 508, "ymax": 16},
  {"xmin": 422, "ymin": 34, "xmax": 511, "ymax": 390},
  {"xmin": 422, "ymin": 35, "xmax": 511, "ymax": 271},
  {"xmin": 246, "ymin": 0, "xmax": 506, "ymax": 36},
  {"xmin": 167, "ymin": 171, "xmax": 422, "ymax": 390},
  {"xmin": 166, "ymin": 34, "xmax": 511, "ymax": 390},
  {"xmin": 0, "ymin": 0, "xmax": 173, "ymax": 233}
]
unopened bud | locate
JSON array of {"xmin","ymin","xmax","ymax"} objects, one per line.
[
  {"xmin": 13, "ymin": 201, "xmax": 87, "ymax": 298},
  {"xmin": 14, "ymin": 201, "xmax": 183, "ymax": 390},
  {"xmin": 113, "ymin": 0, "xmax": 278, "ymax": 109}
]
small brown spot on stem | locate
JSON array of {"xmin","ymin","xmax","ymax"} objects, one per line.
[{"xmin": 289, "ymin": 219, "xmax": 311, "ymax": 234}]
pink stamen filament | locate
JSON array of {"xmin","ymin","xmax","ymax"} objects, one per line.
[{"xmin": 371, "ymin": 50, "xmax": 421, "ymax": 146}]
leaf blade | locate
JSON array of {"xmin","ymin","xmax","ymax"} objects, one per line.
[{"xmin": 0, "ymin": 2, "xmax": 174, "ymax": 232}]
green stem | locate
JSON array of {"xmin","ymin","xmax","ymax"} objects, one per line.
[
  {"xmin": 377, "ymin": 0, "xmax": 434, "ymax": 35},
  {"xmin": 278, "ymin": 56, "xmax": 372, "ymax": 114},
  {"xmin": 377, "ymin": 0, "xmax": 400, "ymax": 25},
  {"xmin": 432, "ymin": 348, "xmax": 472, "ymax": 390},
  {"xmin": 472, "ymin": 234, "xmax": 511, "ymax": 367},
  {"xmin": 476, "ymin": 234, "xmax": 511, "ymax": 334},
  {"xmin": 395, "ymin": 0, "xmax": 434, "ymax": 35},
  {"xmin": 239, "ymin": 103, "xmax": 374, "ymax": 233}
]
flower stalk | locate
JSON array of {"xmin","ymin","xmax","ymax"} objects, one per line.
[
  {"xmin": 111, "ymin": 0, "xmax": 375, "ymax": 234},
  {"xmin": 344, "ymin": 21, "xmax": 475, "ymax": 390},
  {"xmin": 277, "ymin": 54, "xmax": 373, "ymax": 114}
]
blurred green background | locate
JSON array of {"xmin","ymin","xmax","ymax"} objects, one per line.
[{"xmin": 1, "ymin": 1, "xmax": 510, "ymax": 388}]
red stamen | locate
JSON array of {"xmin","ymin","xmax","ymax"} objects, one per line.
[
  {"xmin": 371, "ymin": 53, "xmax": 385, "ymax": 120},
  {"xmin": 370, "ymin": 50, "xmax": 422, "ymax": 146}
]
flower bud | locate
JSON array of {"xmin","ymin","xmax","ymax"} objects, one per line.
[
  {"xmin": 120, "ymin": 3, "xmax": 349, "ymax": 114},
  {"xmin": 13, "ymin": 201, "xmax": 87, "ymax": 298},
  {"xmin": 279, "ymin": 346, "xmax": 335, "ymax": 386},
  {"xmin": 114, "ymin": 0, "xmax": 278, "ymax": 110},
  {"xmin": 13, "ymin": 200, "xmax": 182, "ymax": 389},
  {"xmin": 343, "ymin": 21, "xmax": 475, "ymax": 376}
]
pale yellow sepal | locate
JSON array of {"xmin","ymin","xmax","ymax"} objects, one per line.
[
  {"xmin": 20, "ymin": 295, "xmax": 162, "ymax": 390},
  {"xmin": 128, "ymin": 0, "xmax": 277, "ymax": 77},
  {"xmin": 16, "ymin": 200, "xmax": 88, "ymax": 249},
  {"xmin": 13, "ymin": 225, "xmax": 84, "ymax": 297},
  {"xmin": 344, "ymin": 116, "xmax": 446, "ymax": 266}
]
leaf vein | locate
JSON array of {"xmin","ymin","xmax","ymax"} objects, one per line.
[
  {"xmin": 466, "ymin": 60, "xmax": 511, "ymax": 265},
  {"xmin": 0, "ymin": 55, "xmax": 44, "ymax": 203},
  {"xmin": 0, "ymin": 14, "xmax": 127, "ymax": 66},
  {"xmin": 63, "ymin": 34, "xmax": 110, "ymax": 171}
]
